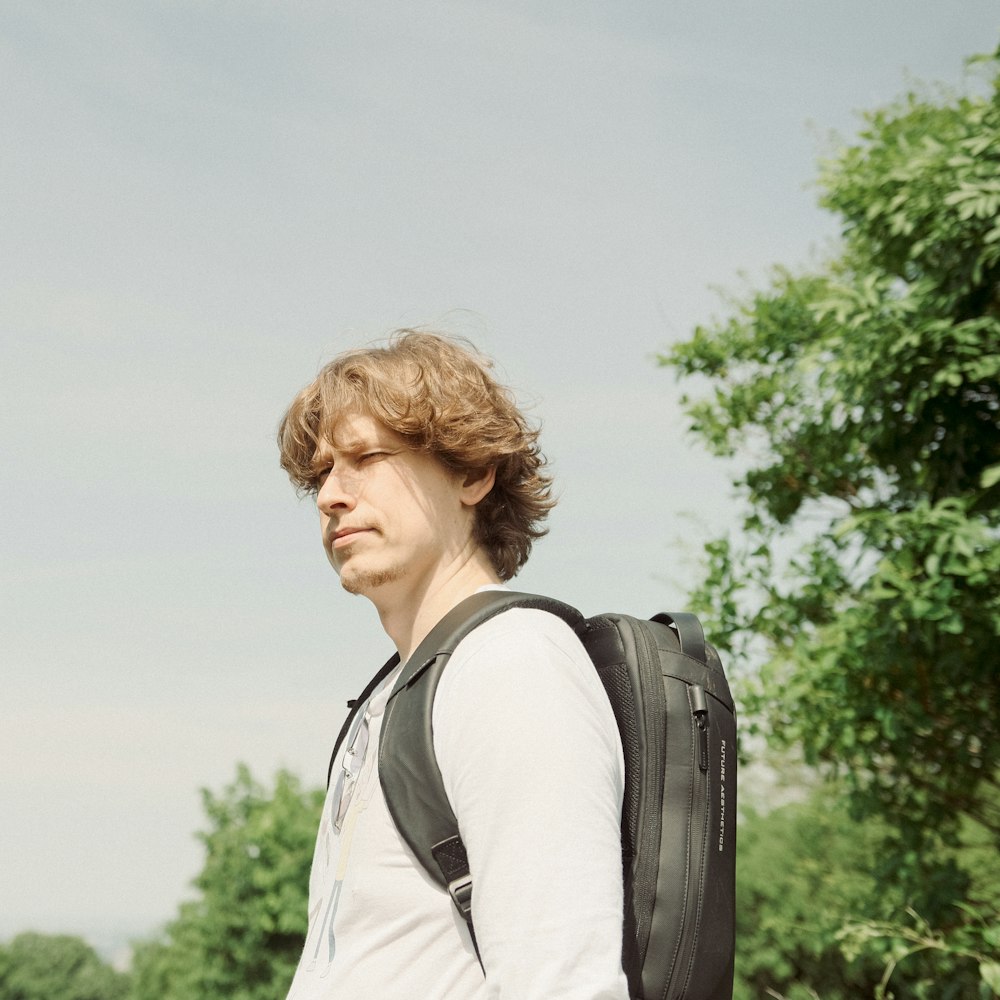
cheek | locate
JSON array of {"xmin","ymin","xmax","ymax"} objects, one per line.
[{"xmin": 318, "ymin": 515, "xmax": 337, "ymax": 564}]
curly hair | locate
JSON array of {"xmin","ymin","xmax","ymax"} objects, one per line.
[{"xmin": 277, "ymin": 330, "xmax": 555, "ymax": 580}]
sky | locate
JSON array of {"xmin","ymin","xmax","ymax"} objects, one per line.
[{"xmin": 2, "ymin": 0, "xmax": 997, "ymax": 960}]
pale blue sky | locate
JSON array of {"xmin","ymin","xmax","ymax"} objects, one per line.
[{"xmin": 2, "ymin": 0, "xmax": 996, "ymax": 956}]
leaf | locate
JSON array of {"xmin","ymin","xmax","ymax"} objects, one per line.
[
  {"xmin": 982, "ymin": 463, "xmax": 1000, "ymax": 489},
  {"xmin": 980, "ymin": 961, "xmax": 1000, "ymax": 996}
]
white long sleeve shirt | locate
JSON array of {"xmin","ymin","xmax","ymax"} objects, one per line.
[{"xmin": 286, "ymin": 606, "xmax": 628, "ymax": 1000}]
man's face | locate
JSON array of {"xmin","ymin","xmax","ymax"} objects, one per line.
[{"xmin": 313, "ymin": 411, "xmax": 476, "ymax": 600}]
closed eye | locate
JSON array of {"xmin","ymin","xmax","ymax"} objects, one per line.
[
  {"xmin": 310, "ymin": 464, "xmax": 332, "ymax": 488},
  {"xmin": 309, "ymin": 448, "xmax": 395, "ymax": 491}
]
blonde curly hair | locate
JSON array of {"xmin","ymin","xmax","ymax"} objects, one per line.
[{"xmin": 278, "ymin": 330, "xmax": 554, "ymax": 580}]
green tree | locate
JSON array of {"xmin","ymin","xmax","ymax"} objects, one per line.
[
  {"xmin": 662, "ymin": 48, "xmax": 1000, "ymax": 994},
  {"xmin": 129, "ymin": 766, "xmax": 323, "ymax": 1000},
  {"xmin": 735, "ymin": 784, "xmax": 891, "ymax": 1000},
  {"xmin": 0, "ymin": 933, "xmax": 129, "ymax": 1000},
  {"xmin": 733, "ymin": 781, "xmax": 998, "ymax": 1000}
]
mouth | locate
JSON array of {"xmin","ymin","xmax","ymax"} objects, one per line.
[{"xmin": 331, "ymin": 526, "xmax": 373, "ymax": 549}]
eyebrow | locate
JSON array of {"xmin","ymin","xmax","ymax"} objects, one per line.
[
  {"xmin": 329, "ymin": 435, "xmax": 366, "ymax": 453},
  {"xmin": 311, "ymin": 432, "xmax": 394, "ymax": 468}
]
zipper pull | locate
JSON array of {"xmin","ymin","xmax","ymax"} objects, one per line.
[{"xmin": 691, "ymin": 685, "xmax": 709, "ymax": 772}]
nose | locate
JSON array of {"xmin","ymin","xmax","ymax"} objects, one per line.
[{"xmin": 316, "ymin": 468, "xmax": 359, "ymax": 515}]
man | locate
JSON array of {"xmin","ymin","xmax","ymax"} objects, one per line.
[{"xmin": 279, "ymin": 331, "xmax": 628, "ymax": 1000}]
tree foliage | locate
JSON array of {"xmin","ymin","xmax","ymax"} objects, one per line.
[
  {"xmin": 734, "ymin": 784, "xmax": 890, "ymax": 1000},
  {"xmin": 734, "ymin": 782, "xmax": 999, "ymax": 1000},
  {"xmin": 129, "ymin": 766, "xmax": 323, "ymax": 1000},
  {"xmin": 662, "ymin": 47, "xmax": 1000, "ymax": 994},
  {"xmin": 0, "ymin": 933, "xmax": 129, "ymax": 1000}
]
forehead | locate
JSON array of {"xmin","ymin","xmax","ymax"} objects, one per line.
[{"xmin": 315, "ymin": 411, "xmax": 405, "ymax": 456}]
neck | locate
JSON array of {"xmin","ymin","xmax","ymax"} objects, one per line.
[{"xmin": 372, "ymin": 549, "xmax": 502, "ymax": 661}]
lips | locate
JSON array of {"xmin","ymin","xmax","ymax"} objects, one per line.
[{"xmin": 332, "ymin": 526, "xmax": 373, "ymax": 548}]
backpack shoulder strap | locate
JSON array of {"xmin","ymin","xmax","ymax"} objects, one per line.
[
  {"xmin": 378, "ymin": 590, "xmax": 582, "ymax": 923},
  {"xmin": 326, "ymin": 653, "xmax": 400, "ymax": 789}
]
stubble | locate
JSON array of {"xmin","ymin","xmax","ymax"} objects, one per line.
[{"xmin": 339, "ymin": 564, "xmax": 405, "ymax": 595}]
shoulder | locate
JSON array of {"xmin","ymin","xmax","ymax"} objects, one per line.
[
  {"xmin": 433, "ymin": 607, "xmax": 619, "ymax": 749},
  {"xmin": 449, "ymin": 607, "xmax": 587, "ymax": 668},
  {"xmin": 441, "ymin": 607, "xmax": 602, "ymax": 708},
  {"xmin": 432, "ymin": 604, "xmax": 625, "ymax": 840}
]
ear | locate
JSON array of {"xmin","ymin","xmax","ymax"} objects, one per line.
[{"xmin": 459, "ymin": 466, "xmax": 496, "ymax": 507}]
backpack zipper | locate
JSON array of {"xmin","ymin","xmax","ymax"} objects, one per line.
[
  {"xmin": 667, "ymin": 683, "xmax": 712, "ymax": 999},
  {"xmin": 692, "ymin": 684, "xmax": 710, "ymax": 773},
  {"xmin": 632, "ymin": 621, "xmax": 668, "ymax": 962}
]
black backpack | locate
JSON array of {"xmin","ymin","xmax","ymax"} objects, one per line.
[{"xmin": 329, "ymin": 591, "xmax": 737, "ymax": 1000}]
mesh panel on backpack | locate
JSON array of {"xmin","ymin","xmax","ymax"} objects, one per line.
[{"xmin": 598, "ymin": 658, "xmax": 641, "ymax": 860}]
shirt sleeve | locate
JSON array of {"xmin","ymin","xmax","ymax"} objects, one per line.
[{"xmin": 433, "ymin": 609, "xmax": 630, "ymax": 1000}]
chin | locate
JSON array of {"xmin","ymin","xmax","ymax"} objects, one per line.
[{"xmin": 339, "ymin": 564, "xmax": 404, "ymax": 596}]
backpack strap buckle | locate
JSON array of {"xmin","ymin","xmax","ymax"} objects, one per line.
[
  {"xmin": 432, "ymin": 835, "xmax": 475, "ymax": 924},
  {"xmin": 447, "ymin": 873, "xmax": 474, "ymax": 921}
]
